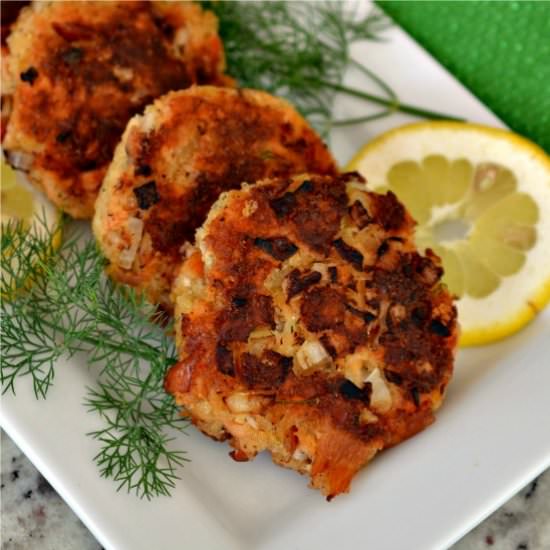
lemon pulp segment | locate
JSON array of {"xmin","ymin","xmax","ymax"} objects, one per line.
[{"xmin": 2, "ymin": 159, "xmax": 35, "ymax": 227}]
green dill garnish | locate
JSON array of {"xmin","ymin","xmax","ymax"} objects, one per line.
[
  {"xmin": 1, "ymin": 217, "xmax": 188, "ymax": 499},
  {"xmin": 207, "ymin": 1, "xmax": 462, "ymax": 135}
]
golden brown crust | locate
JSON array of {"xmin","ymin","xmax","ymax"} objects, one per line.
[
  {"xmin": 93, "ymin": 86, "xmax": 336, "ymax": 308},
  {"xmin": 2, "ymin": 1, "xmax": 229, "ymax": 218},
  {"xmin": 166, "ymin": 173, "xmax": 458, "ymax": 499}
]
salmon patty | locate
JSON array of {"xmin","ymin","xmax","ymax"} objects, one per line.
[
  {"xmin": 165, "ymin": 172, "xmax": 458, "ymax": 499},
  {"xmin": 93, "ymin": 86, "xmax": 336, "ymax": 309},
  {"xmin": 2, "ymin": 1, "xmax": 229, "ymax": 218}
]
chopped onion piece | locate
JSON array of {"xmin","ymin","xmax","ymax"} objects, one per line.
[
  {"xmin": 365, "ymin": 368, "xmax": 392, "ymax": 413},
  {"xmin": 249, "ymin": 327, "xmax": 273, "ymax": 340},
  {"xmin": 344, "ymin": 349, "xmax": 381, "ymax": 388},
  {"xmin": 346, "ymin": 180, "xmax": 367, "ymax": 192},
  {"xmin": 292, "ymin": 448, "xmax": 309, "ymax": 462},
  {"xmin": 359, "ymin": 409, "xmax": 379, "ymax": 425},
  {"xmin": 226, "ymin": 392, "xmax": 264, "ymax": 414},
  {"xmin": 295, "ymin": 340, "xmax": 332, "ymax": 374},
  {"xmin": 264, "ymin": 267, "xmax": 285, "ymax": 291},
  {"xmin": 193, "ymin": 400, "xmax": 212, "ymax": 419},
  {"xmin": 174, "ymin": 28, "xmax": 189, "ymax": 52},
  {"xmin": 118, "ymin": 217, "xmax": 143, "ymax": 269},
  {"xmin": 245, "ymin": 416, "xmax": 258, "ymax": 429}
]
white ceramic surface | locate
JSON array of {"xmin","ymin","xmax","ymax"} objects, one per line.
[{"xmin": 2, "ymin": 4, "xmax": 550, "ymax": 550}]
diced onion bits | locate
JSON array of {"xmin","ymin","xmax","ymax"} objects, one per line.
[
  {"xmin": 295, "ymin": 340, "xmax": 332, "ymax": 374},
  {"xmin": 365, "ymin": 368, "xmax": 392, "ymax": 413},
  {"xmin": 118, "ymin": 217, "xmax": 144, "ymax": 269}
]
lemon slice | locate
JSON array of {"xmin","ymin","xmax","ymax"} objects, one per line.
[
  {"xmin": 2, "ymin": 157, "xmax": 60, "ymax": 235},
  {"xmin": 347, "ymin": 121, "xmax": 550, "ymax": 346},
  {"xmin": 2, "ymin": 156, "xmax": 61, "ymax": 289}
]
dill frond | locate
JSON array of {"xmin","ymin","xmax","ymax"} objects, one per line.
[
  {"xmin": 207, "ymin": 1, "xmax": 387, "ymax": 134},
  {"xmin": 1, "ymin": 220, "xmax": 188, "ymax": 499},
  {"xmin": 207, "ymin": 1, "xmax": 462, "ymax": 134}
]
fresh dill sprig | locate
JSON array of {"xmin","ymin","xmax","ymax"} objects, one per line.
[
  {"xmin": 207, "ymin": 1, "xmax": 462, "ymax": 135},
  {"xmin": 1, "ymin": 219, "xmax": 188, "ymax": 499}
]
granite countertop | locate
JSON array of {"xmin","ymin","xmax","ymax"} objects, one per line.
[{"xmin": 1, "ymin": 429, "xmax": 549, "ymax": 550}]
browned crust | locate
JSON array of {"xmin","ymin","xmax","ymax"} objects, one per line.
[
  {"xmin": 166, "ymin": 173, "xmax": 458, "ymax": 498},
  {"xmin": 2, "ymin": 1, "xmax": 229, "ymax": 218},
  {"xmin": 94, "ymin": 86, "xmax": 336, "ymax": 308}
]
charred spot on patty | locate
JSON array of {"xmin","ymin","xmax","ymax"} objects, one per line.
[
  {"xmin": 372, "ymin": 253, "xmax": 437, "ymax": 304},
  {"xmin": 339, "ymin": 379, "xmax": 371, "ymax": 404},
  {"xmin": 345, "ymin": 303, "xmax": 376, "ymax": 324},
  {"xmin": 20, "ymin": 66, "xmax": 38, "ymax": 85},
  {"xmin": 430, "ymin": 319, "xmax": 451, "ymax": 337},
  {"xmin": 372, "ymin": 191, "xmax": 406, "ymax": 231},
  {"xmin": 254, "ymin": 237, "xmax": 298, "ymax": 261},
  {"xmin": 320, "ymin": 334, "xmax": 338, "ymax": 359},
  {"xmin": 52, "ymin": 20, "xmax": 95, "ymax": 41},
  {"xmin": 268, "ymin": 179, "xmax": 314, "ymax": 219},
  {"xmin": 219, "ymin": 293, "xmax": 275, "ymax": 343},
  {"xmin": 135, "ymin": 164, "xmax": 152, "ymax": 177},
  {"xmin": 333, "ymin": 239, "xmax": 363, "ymax": 271},
  {"xmin": 55, "ymin": 130, "xmax": 72, "ymax": 144},
  {"xmin": 216, "ymin": 344, "xmax": 235, "ymax": 376},
  {"xmin": 410, "ymin": 386, "xmax": 421, "ymax": 407},
  {"xmin": 349, "ymin": 200, "xmax": 372, "ymax": 229},
  {"xmin": 239, "ymin": 351, "xmax": 292, "ymax": 389},
  {"xmin": 269, "ymin": 177, "xmax": 347, "ymax": 254},
  {"xmin": 411, "ymin": 305, "xmax": 430, "ymax": 326},
  {"xmin": 415, "ymin": 255, "xmax": 444, "ymax": 285},
  {"xmin": 270, "ymin": 191, "xmax": 297, "ymax": 218},
  {"xmin": 287, "ymin": 269, "xmax": 322, "ymax": 300},
  {"xmin": 79, "ymin": 159, "xmax": 98, "ymax": 172},
  {"xmin": 300, "ymin": 287, "xmax": 368, "ymax": 349},
  {"xmin": 133, "ymin": 181, "xmax": 160, "ymax": 209},
  {"xmin": 384, "ymin": 369, "xmax": 403, "ymax": 386},
  {"xmin": 231, "ymin": 295, "xmax": 248, "ymax": 309},
  {"xmin": 380, "ymin": 326, "xmax": 453, "ymax": 394},
  {"xmin": 295, "ymin": 180, "xmax": 313, "ymax": 194},
  {"xmin": 301, "ymin": 287, "xmax": 347, "ymax": 332},
  {"xmin": 377, "ymin": 240, "xmax": 390, "ymax": 258},
  {"xmin": 145, "ymin": 214, "xmax": 190, "ymax": 253},
  {"xmin": 153, "ymin": 15, "xmax": 175, "ymax": 39},
  {"xmin": 61, "ymin": 47, "xmax": 83, "ymax": 65}
]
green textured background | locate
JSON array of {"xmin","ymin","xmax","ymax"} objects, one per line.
[{"xmin": 377, "ymin": 1, "xmax": 550, "ymax": 153}]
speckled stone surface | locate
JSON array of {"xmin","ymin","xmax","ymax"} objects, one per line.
[
  {"xmin": 1, "ymin": 431, "xmax": 101, "ymax": 550},
  {"xmin": 1, "ymin": 429, "xmax": 549, "ymax": 549},
  {"xmin": 452, "ymin": 472, "xmax": 550, "ymax": 550}
]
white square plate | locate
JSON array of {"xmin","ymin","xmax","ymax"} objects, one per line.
[{"xmin": 2, "ymin": 3, "xmax": 550, "ymax": 549}]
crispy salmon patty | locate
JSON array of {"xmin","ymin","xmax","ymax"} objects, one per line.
[
  {"xmin": 93, "ymin": 86, "xmax": 336, "ymax": 309},
  {"xmin": 165, "ymin": 172, "xmax": 458, "ymax": 499},
  {"xmin": 2, "ymin": 1, "xmax": 228, "ymax": 218}
]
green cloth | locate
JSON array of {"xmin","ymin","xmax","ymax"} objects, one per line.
[{"xmin": 377, "ymin": 1, "xmax": 550, "ymax": 153}]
